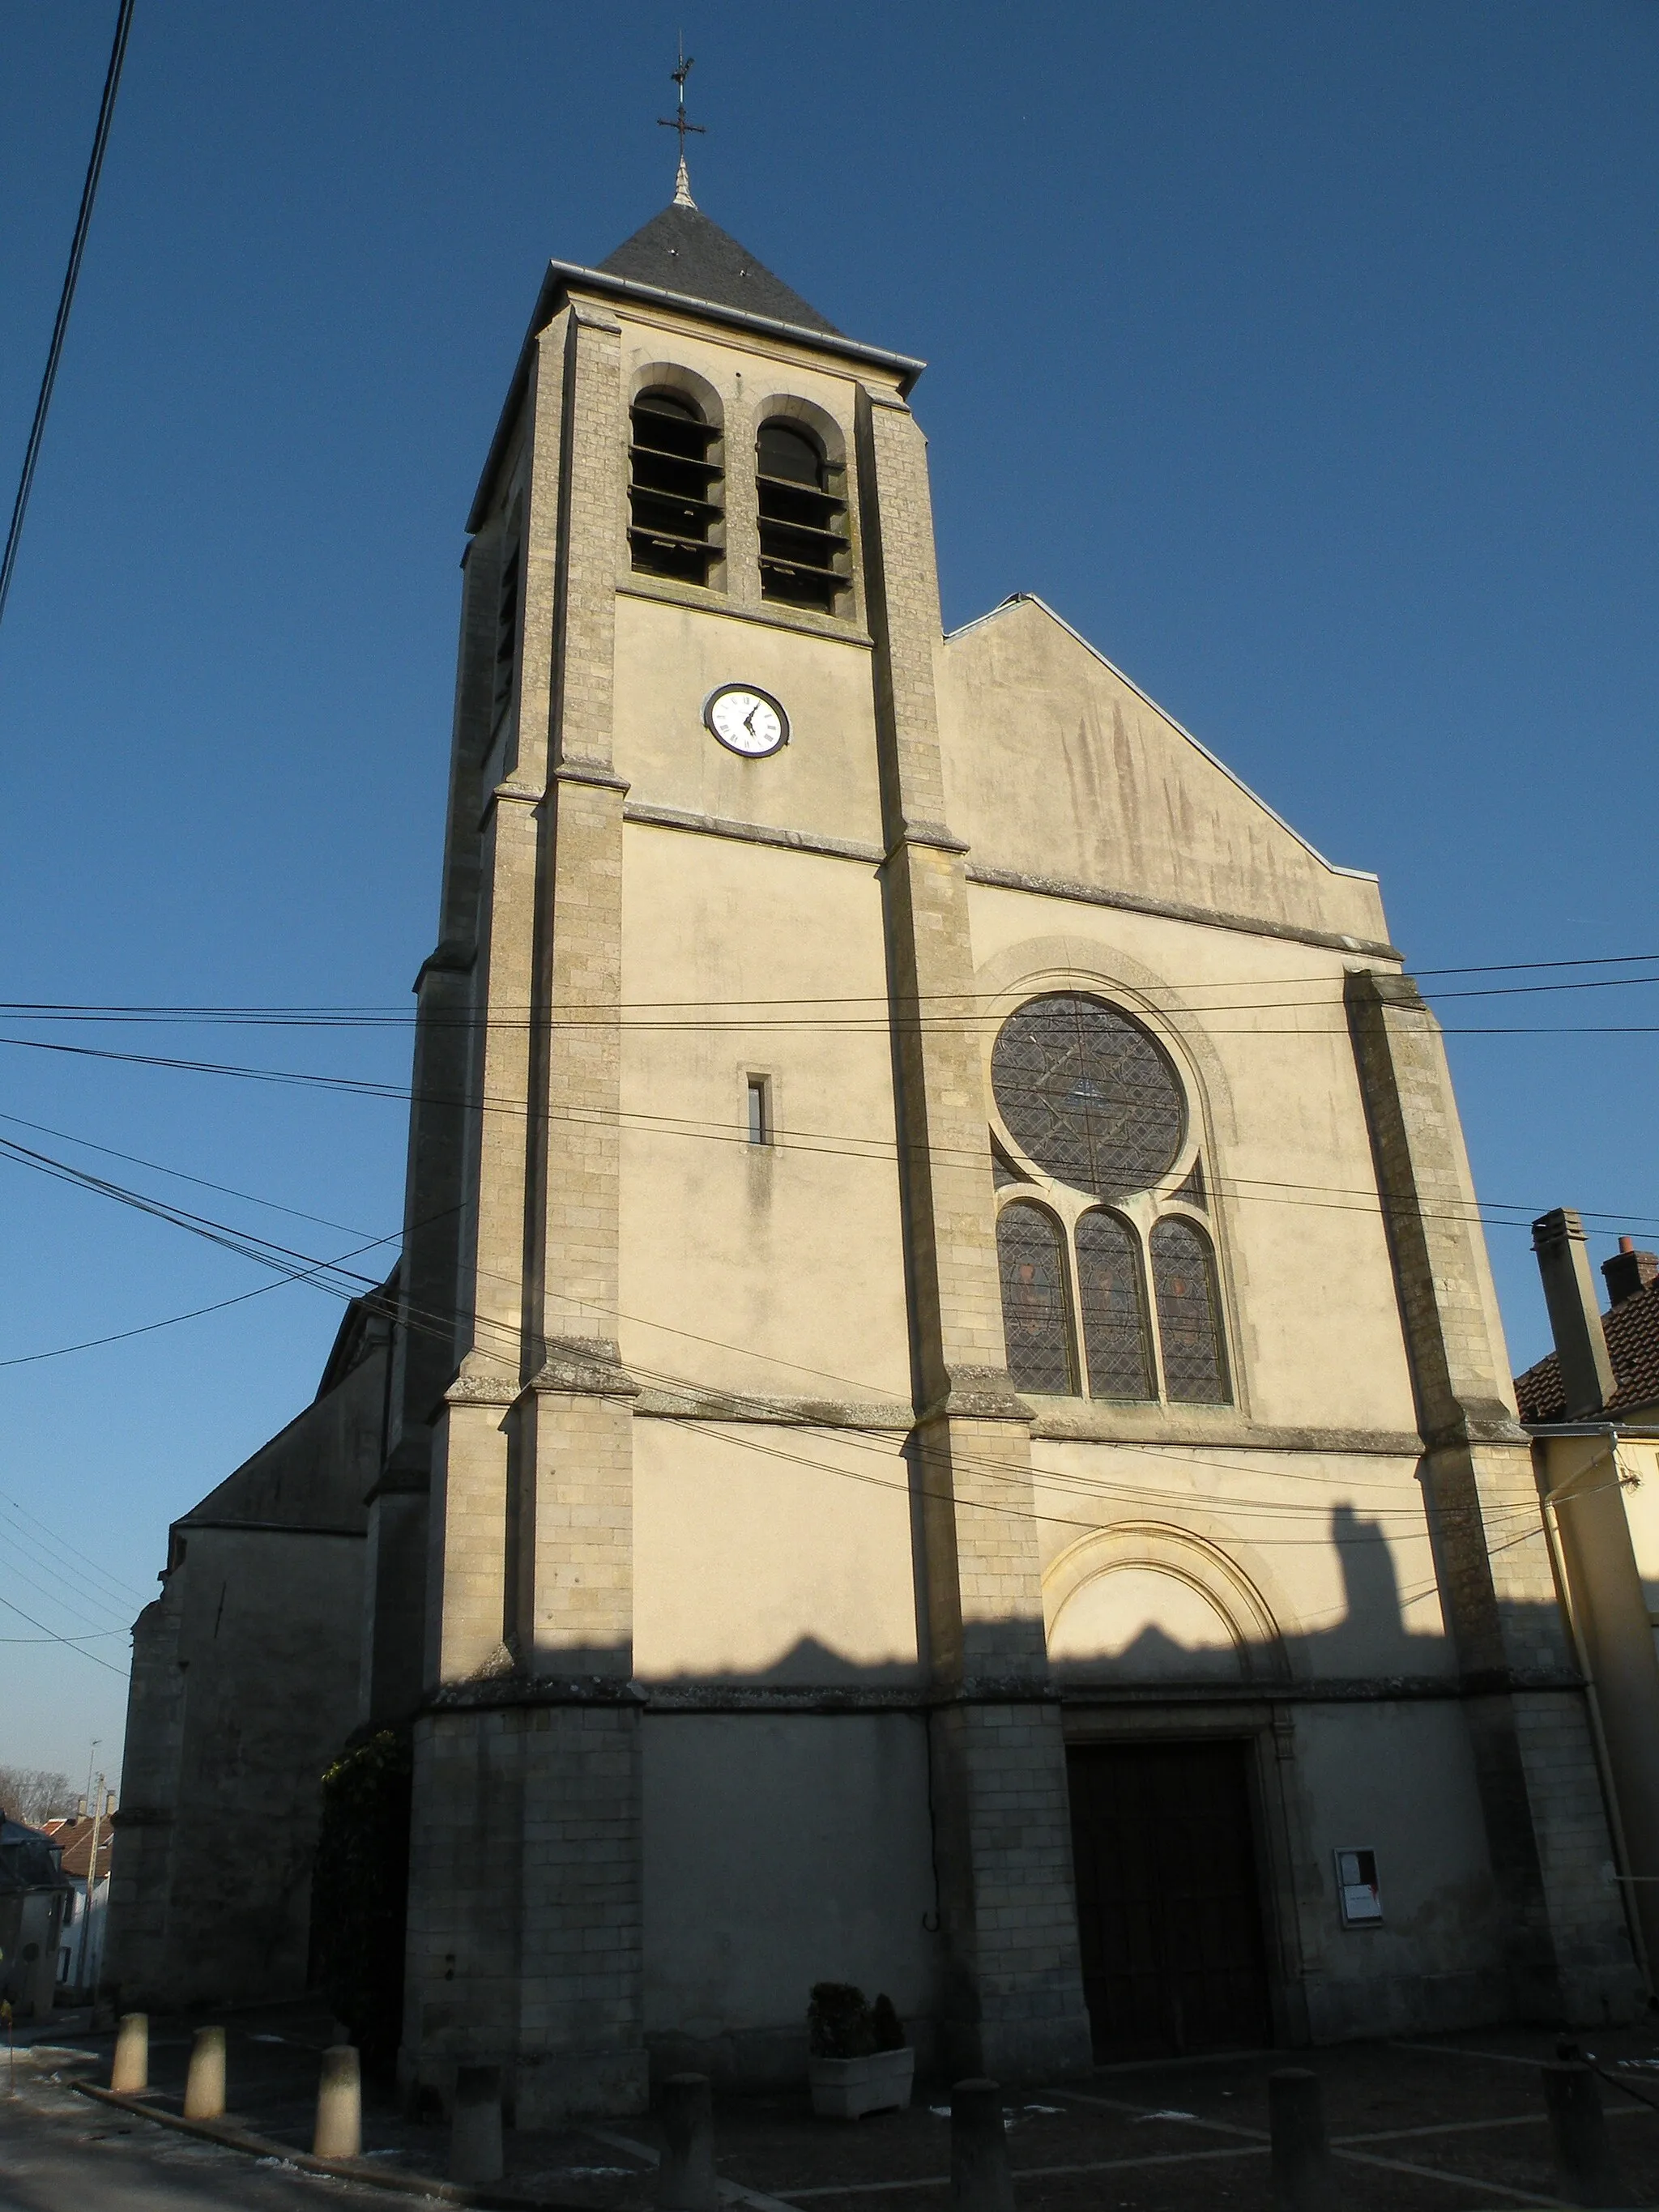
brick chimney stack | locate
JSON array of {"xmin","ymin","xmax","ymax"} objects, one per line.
[
  {"xmin": 1602, "ymin": 1234, "xmax": 1659, "ymax": 1308},
  {"xmin": 1532, "ymin": 1207, "xmax": 1616, "ymax": 1418}
]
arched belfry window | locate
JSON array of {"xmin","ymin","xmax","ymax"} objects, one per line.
[
  {"xmin": 629, "ymin": 389, "xmax": 722, "ymax": 586},
  {"xmin": 1151, "ymin": 1219, "xmax": 1229, "ymax": 1404},
  {"xmin": 990, "ymin": 992, "xmax": 1230, "ymax": 1405},
  {"xmin": 757, "ymin": 418, "xmax": 848, "ymax": 613},
  {"xmin": 996, "ymin": 1204, "xmax": 1075, "ymax": 1395}
]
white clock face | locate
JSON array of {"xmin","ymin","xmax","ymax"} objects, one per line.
[{"xmin": 705, "ymin": 684, "xmax": 788, "ymax": 759}]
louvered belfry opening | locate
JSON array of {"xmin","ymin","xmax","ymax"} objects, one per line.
[
  {"xmin": 757, "ymin": 419, "xmax": 847, "ymax": 612},
  {"xmin": 628, "ymin": 390, "xmax": 722, "ymax": 586}
]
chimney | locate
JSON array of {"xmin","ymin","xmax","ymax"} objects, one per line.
[
  {"xmin": 1602, "ymin": 1234, "xmax": 1659, "ymax": 1308},
  {"xmin": 1533, "ymin": 1208, "xmax": 1617, "ymax": 1418}
]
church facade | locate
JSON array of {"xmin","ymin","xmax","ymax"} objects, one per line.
[{"xmin": 109, "ymin": 187, "xmax": 1643, "ymax": 2117}]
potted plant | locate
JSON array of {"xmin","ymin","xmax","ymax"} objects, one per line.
[{"xmin": 807, "ymin": 1984, "xmax": 913, "ymax": 2119}]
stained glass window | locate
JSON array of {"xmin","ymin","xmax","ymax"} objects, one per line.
[
  {"xmin": 991, "ymin": 995, "xmax": 1185, "ymax": 1200},
  {"xmin": 1077, "ymin": 1210, "xmax": 1153, "ymax": 1400},
  {"xmin": 996, "ymin": 1203, "xmax": 1075, "ymax": 1395},
  {"xmin": 1150, "ymin": 1219, "xmax": 1230, "ymax": 1404}
]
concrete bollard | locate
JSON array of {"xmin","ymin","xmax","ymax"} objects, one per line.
[
  {"xmin": 182, "ymin": 2025, "xmax": 226, "ymax": 2120},
  {"xmin": 1269, "ymin": 2068, "xmax": 1337, "ymax": 2212},
  {"xmin": 950, "ymin": 2078, "xmax": 1014, "ymax": 2212},
  {"xmin": 109, "ymin": 2012, "xmax": 148, "ymax": 2095},
  {"xmin": 1542, "ymin": 2061, "xmax": 1621, "ymax": 2208},
  {"xmin": 450, "ymin": 2062, "xmax": 504, "ymax": 2185},
  {"xmin": 656, "ymin": 2071, "xmax": 717, "ymax": 2211},
  {"xmin": 313, "ymin": 2043, "xmax": 362, "ymax": 2161}
]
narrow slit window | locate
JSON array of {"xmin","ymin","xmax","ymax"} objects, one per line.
[
  {"xmin": 996, "ymin": 1202, "xmax": 1076, "ymax": 1395},
  {"xmin": 490, "ymin": 536, "xmax": 520, "ymax": 732},
  {"xmin": 757, "ymin": 418, "xmax": 848, "ymax": 613},
  {"xmin": 1150, "ymin": 1218, "xmax": 1230, "ymax": 1404},
  {"xmin": 746, "ymin": 1075, "xmax": 772, "ymax": 1147},
  {"xmin": 629, "ymin": 390, "xmax": 722, "ymax": 586}
]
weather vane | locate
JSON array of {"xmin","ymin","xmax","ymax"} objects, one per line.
[{"xmin": 658, "ymin": 34, "xmax": 704, "ymax": 208}]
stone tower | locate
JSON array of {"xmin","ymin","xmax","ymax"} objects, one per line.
[{"xmin": 390, "ymin": 193, "xmax": 1096, "ymax": 2120}]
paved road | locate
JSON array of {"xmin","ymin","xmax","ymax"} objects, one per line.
[{"xmin": 0, "ymin": 2061, "xmax": 389, "ymax": 2211}]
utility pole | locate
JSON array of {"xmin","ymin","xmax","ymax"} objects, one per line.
[{"xmin": 76, "ymin": 1741, "xmax": 102, "ymax": 1999}]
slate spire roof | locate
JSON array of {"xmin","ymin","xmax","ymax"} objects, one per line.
[{"xmin": 598, "ymin": 202, "xmax": 841, "ymax": 337}]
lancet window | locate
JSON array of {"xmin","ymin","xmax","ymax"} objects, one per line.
[
  {"xmin": 628, "ymin": 389, "xmax": 722, "ymax": 586},
  {"xmin": 757, "ymin": 418, "xmax": 849, "ymax": 613},
  {"xmin": 996, "ymin": 1204, "xmax": 1075, "ymax": 1395},
  {"xmin": 991, "ymin": 992, "xmax": 1230, "ymax": 1404},
  {"xmin": 489, "ymin": 511, "xmax": 522, "ymax": 737}
]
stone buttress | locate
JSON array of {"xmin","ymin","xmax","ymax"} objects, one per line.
[
  {"xmin": 404, "ymin": 300, "xmax": 648, "ymax": 2125},
  {"xmin": 859, "ymin": 384, "xmax": 1094, "ymax": 2080},
  {"xmin": 1346, "ymin": 969, "xmax": 1640, "ymax": 2018}
]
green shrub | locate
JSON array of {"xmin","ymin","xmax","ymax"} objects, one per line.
[
  {"xmin": 309, "ymin": 1728, "xmax": 412, "ymax": 2068},
  {"xmin": 808, "ymin": 1981, "xmax": 907, "ymax": 2058}
]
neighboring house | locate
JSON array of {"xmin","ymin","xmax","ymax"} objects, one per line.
[
  {"xmin": 44, "ymin": 1802, "xmax": 116, "ymax": 1998},
  {"xmin": 1516, "ymin": 1213, "xmax": 1659, "ymax": 1983},
  {"xmin": 110, "ymin": 172, "xmax": 1643, "ymax": 2108},
  {"xmin": 0, "ymin": 1811, "xmax": 71, "ymax": 2019}
]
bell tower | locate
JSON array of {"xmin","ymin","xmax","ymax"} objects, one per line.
[{"xmin": 390, "ymin": 158, "xmax": 1093, "ymax": 2120}]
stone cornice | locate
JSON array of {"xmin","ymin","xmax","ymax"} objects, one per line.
[
  {"xmin": 1027, "ymin": 1410, "xmax": 1426, "ymax": 1455},
  {"xmin": 965, "ymin": 859, "xmax": 1401, "ymax": 961},
  {"xmin": 633, "ymin": 1388, "xmax": 912, "ymax": 1428},
  {"xmin": 442, "ymin": 1357, "xmax": 520, "ymax": 1409},
  {"xmin": 523, "ymin": 1338, "xmax": 641, "ymax": 1400},
  {"xmin": 616, "ymin": 575, "xmax": 873, "ymax": 650},
  {"xmin": 415, "ymin": 1670, "xmax": 1588, "ymax": 1719},
  {"xmin": 916, "ymin": 1366, "xmax": 1035, "ymax": 1426},
  {"xmin": 622, "ymin": 801, "xmax": 882, "ymax": 868},
  {"xmin": 552, "ymin": 758, "xmax": 631, "ymax": 793}
]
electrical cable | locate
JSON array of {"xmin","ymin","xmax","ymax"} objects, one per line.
[
  {"xmin": 3, "ymin": 944, "xmax": 1659, "ymax": 1020},
  {"xmin": 0, "ymin": 1127, "xmax": 1610, "ymax": 1528},
  {"xmin": 0, "ymin": 1516, "xmax": 143, "ymax": 1621},
  {"xmin": 0, "ymin": 1131, "xmax": 397, "ymax": 1297},
  {"xmin": 0, "ymin": 1555, "xmax": 128, "ymax": 1637},
  {"xmin": 2, "ymin": 1038, "xmax": 1655, "ymax": 1247},
  {"xmin": 0, "ymin": 1492, "xmax": 150, "ymax": 1607},
  {"xmin": 0, "ymin": 1108, "xmax": 377, "ymax": 1238},
  {"xmin": 0, "ymin": 0, "xmax": 136, "ymax": 631},
  {"xmin": 0, "ymin": 1124, "xmax": 1474, "ymax": 1530},
  {"xmin": 0, "ymin": 1591, "xmax": 129, "ymax": 1676}
]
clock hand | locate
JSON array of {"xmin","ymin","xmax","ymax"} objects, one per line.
[{"xmin": 743, "ymin": 701, "xmax": 762, "ymax": 735}]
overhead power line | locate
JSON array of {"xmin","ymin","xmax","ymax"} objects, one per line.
[
  {"xmin": 0, "ymin": 0, "xmax": 137, "ymax": 632},
  {"xmin": 0, "ymin": 1125, "xmax": 1574, "ymax": 1530},
  {"xmin": 4, "ymin": 1038, "xmax": 1659, "ymax": 1242},
  {"xmin": 0, "ymin": 1492, "xmax": 150, "ymax": 1608},
  {"xmin": 1, "ymin": 1514, "xmax": 140, "ymax": 1621},
  {"xmin": 6, "ymin": 965, "xmax": 1659, "ymax": 1028},
  {"xmin": 0, "ymin": 1591, "xmax": 129, "ymax": 1677},
  {"xmin": 3, "ymin": 944, "xmax": 1659, "ymax": 1022}
]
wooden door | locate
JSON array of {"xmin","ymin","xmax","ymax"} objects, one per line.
[{"xmin": 1067, "ymin": 1737, "xmax": 1272, "ymax": 2060}]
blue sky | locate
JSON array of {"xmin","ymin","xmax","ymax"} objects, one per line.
[{"xmin": 1, "ymin": 2, "xmax": 1655, "ymax": 1778}]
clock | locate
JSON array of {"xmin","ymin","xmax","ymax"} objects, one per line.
[{"xmin": 704, "ymin": 684, "xmax": 789, "ymax": 759}]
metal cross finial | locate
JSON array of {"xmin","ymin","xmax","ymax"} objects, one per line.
[{"xmin": 658, "ymin": 35, "xmax": 704, "ymax": 207}]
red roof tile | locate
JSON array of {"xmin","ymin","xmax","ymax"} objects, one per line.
[
  {"xmin": 1515, "ymin": 1272, "xmax": 1659, "ymax": 1424},
  {"xmin": 48, "ymin": 1815, "xmax": 113, "ymax": 1882}
]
